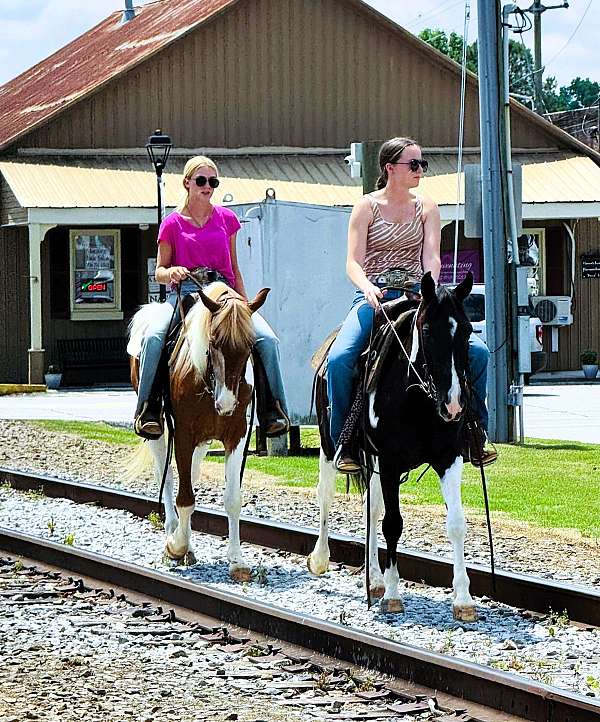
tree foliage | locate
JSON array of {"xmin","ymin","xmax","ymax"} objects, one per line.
[{"xmin": 418, "ymin": 28, "xmax": 599, "ymax": 114}]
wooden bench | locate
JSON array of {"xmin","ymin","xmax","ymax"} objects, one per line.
[{"xmin": 57, "ymin": 337, "xmax": 129, "ymax": 384}]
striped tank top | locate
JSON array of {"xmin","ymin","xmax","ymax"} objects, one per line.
[{"xmin": 362, "ymin": 194, "xmax": 424, "ymax": 282}]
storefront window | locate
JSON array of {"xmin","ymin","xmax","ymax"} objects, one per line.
[{"xmin": 69, "ymin": 229, "xmax": 122, "ymax": 320}]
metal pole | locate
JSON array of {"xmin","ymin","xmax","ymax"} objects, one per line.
[
  {"xmin": 477, "ymin": 0, "xmax": 510, "ymax": 442},
  {"xmin": 533, "ymin": 0, "xmax": 544, "ymax": 113},
  {"xmin": 156, "ymin": 165, "xmax": 166, "ymax": 302}
]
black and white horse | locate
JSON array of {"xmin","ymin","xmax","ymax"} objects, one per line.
[{"xmin": 308, "ymin": 272, "xmax": 478, "ymax": 621}]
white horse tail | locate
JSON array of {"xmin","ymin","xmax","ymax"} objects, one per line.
[
  {"xmin": 127, "ymin": 302, "xmax": 173, "ymax": 358},
  {"xmin": 120, "ymin": 439, "xmax": 155, "ymax": 482}
]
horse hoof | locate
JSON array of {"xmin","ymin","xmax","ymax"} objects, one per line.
[
  {"xmin": 307, "ymin": 553, "xmax": 329, "ymax": 576},
  {"xmin": 165, "ymin": 540, "xmax": 186, "ymax": 561},
  {"xmin": 380, "ymin": 598, "xmax": 404, "ymax": 614},
  {"xmin": 182, "ymin": 550, "xmax": 197, "ymax": 566},
  {"xmin": 230, "ymin": 564, "xmax": 252, "ymax": 582},
  {"xmin": 368, "ymin": 585, "xmax": 385, "ymax": 603},
  {"xmin": 453, "ymin": 604, "xmax": 478, "ymax": 622}
]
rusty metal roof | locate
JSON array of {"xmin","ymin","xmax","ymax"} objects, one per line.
[
  {"xmin": 3, "ymin": 152, "xmax": 600, "ymax": 215},
  {"xmin": 0, "ymin": 0, "xmax": 240, "ymax": 150}
]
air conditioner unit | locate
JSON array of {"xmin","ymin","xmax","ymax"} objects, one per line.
[{"xmin": 531, "ymin": 295, "xmax": 573, "ymax": 326}]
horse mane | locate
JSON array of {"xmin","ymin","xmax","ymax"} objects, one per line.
[{"xmin": 170, "ymin": 282, "xmax": 255, "ymax": 385}]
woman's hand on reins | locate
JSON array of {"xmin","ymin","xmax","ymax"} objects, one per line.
[
  {"xmin": 363, "ymin": 282, "xmax": 386, "ymax": 308},
  {"xmin": 169, "ymin": 266, "xmax": 190, "ymax": 284}
]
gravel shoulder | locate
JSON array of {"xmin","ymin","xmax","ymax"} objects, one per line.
[{"xmin": 0, "ymin": 420, "xmax": 598, "ymax": 588}]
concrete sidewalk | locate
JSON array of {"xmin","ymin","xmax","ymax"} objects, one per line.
[{"xmin": 0, "ymin": 383, "xmax": 598, "ymax": 443}]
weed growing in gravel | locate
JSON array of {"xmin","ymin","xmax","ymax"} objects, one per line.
[
  {"xmin": 587, "ymin": 675, "xmax": 600, "ymax": 692},
  {"xmin": 356, "ymin": 674, "xmax": 376, "ymax": 692},
  {"xmin": 440, "ymin": 630, "xmax": 455, "ymax": 654},
  {"xmin": 548, "ymin": 608, "xmax": 570, "ymax": 637},
  {"xmin": 147, "ymin": 511, "xmax": 164, "ymax": 530},
  {"xmin": 63, "ymin": 532, "xmax": 76, "ymax": 546},
  {"xmin": 316, "ymin": 671, "xmax": 333, "ymax": 691},
  {"xmin": 13, "ymin": 559, "xmax": 24, "ymax": 572},
  {"xmin": 46, "ymin": 517, "xmax": 56, "ymax": 536},
  {"xmin": 245, "ymin": 643, "xmax": 270, "ymax": 658},
  {"xmin": 0, "ymin": 480, "xmax": 10, "ymax": 491},
  {"xmin": 253, "ymin": 563, "xmax": 268, "ymax": 586},
  {"xmin": 24, "ymin": 487, "xmax": 44, "ymax": 501}
]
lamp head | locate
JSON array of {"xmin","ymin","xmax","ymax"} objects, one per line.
[{"xmin": 146, "ymin": 129, "xmax": 172, "ymax": 176}]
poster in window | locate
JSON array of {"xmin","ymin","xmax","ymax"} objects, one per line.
[{"xmin": 73, "ymin": 233, "xmax": 115, "ymax": 305}]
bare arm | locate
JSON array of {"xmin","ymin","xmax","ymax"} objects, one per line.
[
  {"xmin": 346, "ymin": 197, "xmax": 384, "ymax": 308},
  {"xmin": 155, "ymin": 241, "xmax": 188, "ymax": 284},
  {"xmin": 229, "ymin": 232, "xmax": 248, "ymax": 299},
  {"xmin": 421, "ymin": 196, "xmax": 441, "ymax": 283}
]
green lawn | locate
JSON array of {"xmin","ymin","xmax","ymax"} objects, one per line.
[{"xmin": 31, "ymin": 421, "xmax": 600, "ymax": 537}]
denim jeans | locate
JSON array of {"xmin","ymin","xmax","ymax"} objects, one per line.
[
  {"xmin": 136, "ymin": 280, "xmax": 288, "ymax": 415},
  {"xmin": 327, "ymin": 290, "xmax": 490, "ymax": 447}
]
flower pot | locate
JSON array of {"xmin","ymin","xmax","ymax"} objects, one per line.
[
  {"xmin": 582, "ymin": 364, "xmax": 599, "ymax": 380},
  {"xmin": 44, "ymin": 373, "xmax": 62, "ymax": 390}
]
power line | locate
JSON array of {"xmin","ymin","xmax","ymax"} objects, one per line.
[
  {"xmin": 404, "ymin": 0, "xmax": 465, "ymax": 30},
  {"xmin": 543, "ymin": 0, "xmax": 594, "ymax": 69}
]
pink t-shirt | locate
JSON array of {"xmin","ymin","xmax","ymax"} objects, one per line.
[{"xmin": 158, "ymin": 207, "xmax": 241, "ymax": 287}]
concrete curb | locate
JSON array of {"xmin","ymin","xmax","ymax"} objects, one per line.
[{"xmin": 0, "ymin": 384, "xmax": 46, "ymax": 396}]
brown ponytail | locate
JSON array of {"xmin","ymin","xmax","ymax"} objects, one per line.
[{"xmin": 375, "ymin": 137, "xmax": 419, "ymax": 189}]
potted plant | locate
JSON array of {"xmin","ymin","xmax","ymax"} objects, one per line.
[
  {"xmin": 580, "ymin": 350, "xmax": 599, "ymax": 379},
  {"xmin": 44, "ymin": 364, "xmax": 63, "ymax": 390}
]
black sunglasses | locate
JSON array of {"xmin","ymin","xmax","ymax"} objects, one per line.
[
  {"xmin": 194, "ymin": 175, "xmax": 220, "ymax": 188},
  {"xmin": 393, "ymin": 159, "xmax": 428, "ymax": 173}
]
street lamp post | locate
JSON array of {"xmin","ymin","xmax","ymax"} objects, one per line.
[{"xmin": 146, "ymin": 129, "xmax": 172, "ymax": 301}]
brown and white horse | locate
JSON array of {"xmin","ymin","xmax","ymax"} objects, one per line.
[{"xmin": 127, "ymin": 281, "xmax": 268, "ymax": 580}]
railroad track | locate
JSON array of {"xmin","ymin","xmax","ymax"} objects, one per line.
[
  {"xmin": 2, "ymin": 467, "xmax": 599, "ymax": 628},
  {"xmin": 3, "ymin": 532, "xmax": 600, "ymax": 722}
]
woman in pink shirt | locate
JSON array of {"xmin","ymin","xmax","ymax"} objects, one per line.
[{"xmin": 134, "ymin": 155, "xmax": 288, "ymax": 439}]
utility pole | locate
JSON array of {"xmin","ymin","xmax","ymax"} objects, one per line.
[
  {"xmin": 477, "ymin": 0, "xmax": 511, "ymax": 442},
  {"xmin": 528, "ymin": 0, "xmax": 569, "ymax": 114},
  {"xmin": 362, "ymin": 141, "xmax": 382, "ymax": 195}
]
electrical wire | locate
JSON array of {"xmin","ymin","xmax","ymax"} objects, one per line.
[
  {"xmin": 544, "ymin": 0, "xmax": 594, "ymax": 69},
  {"xmin": 404, "ymin": 0, "xmax": 465, "ymax": 30}
]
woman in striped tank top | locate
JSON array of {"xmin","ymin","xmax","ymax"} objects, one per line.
[{"xmin": 328, "ymin": 137, "xmax": 495, "ymax": 472}]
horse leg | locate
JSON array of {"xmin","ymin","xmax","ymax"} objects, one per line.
[
  {"xmin": 147, "ymin": 437, "xmax": 177, "ymax": 535},
  {"xmin": 165, "ymin": 437, "xmax": 196, "ymax": 564},
  {"xmin": 439, "ymin": 455, "xmax": 477, "ymax": 622},
  {"xmin": 307, "ymin": 449, "xmax": 337, "ymax": 575},
  {"xmin": 363, "ymin": 460, "xmax": 385, "ymax": 602},
  {"xmin": 191, "ymin": 442, "xmax": 209, "ymax": 487},
  {"xmin": 224, "ymin": 436, "xmax": 251, "ymax": 582},
  {"xmin": 379, "ymin": 457, "xmax": 404, "ymax": 614}
]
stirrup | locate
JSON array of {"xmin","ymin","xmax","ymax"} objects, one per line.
[{"xmin": 333, "ymin": 445, "xmax": 361, "ymax": 474}]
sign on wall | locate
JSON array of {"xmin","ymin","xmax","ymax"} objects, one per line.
[
  {"xmin": 581, "ymin": 254, "xmax": 600, "ymax": 278},
  {"xmin": 439, "ymin": 250, "xmax": 481, "ymax": 284},
  {"xmin": 147, "ymin": 258, "xmax": 161, "ymax": 302}
]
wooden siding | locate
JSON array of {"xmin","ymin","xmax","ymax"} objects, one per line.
[
  {"xmin": 543, "ymin": 217, "xmax": 600, "ymax": 371},
  {"xmin": 19, "ymin": 0, "xmax": 556, "ymax": 151},
  {"xmin": 0, "ymin": 176, "xmax": 26, "ymax": 226},
  {"xmin": 0, "ymin": 227, "xmax": 30, "ymax": 382}
]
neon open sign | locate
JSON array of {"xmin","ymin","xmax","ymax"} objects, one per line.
[{"xmin": 82, "ymin": 281, "xmax": 108, "ymax": 292}]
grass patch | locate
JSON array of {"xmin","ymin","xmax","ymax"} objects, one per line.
[
  {"xmin": 29, "ymin": 420, "xmax": 600, "ymax": 537},
  {"xmin": 32, "ymin": 420, "xmax": 138, "ymax": 446}
]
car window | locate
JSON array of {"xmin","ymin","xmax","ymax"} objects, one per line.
[{"xmin": 463, "ymin": 293, "xmax": 485, "ymax": 322}]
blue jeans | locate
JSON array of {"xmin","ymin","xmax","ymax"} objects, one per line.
[
  {"xmin": 136, "ymin": 280, "xmax": 288, "ymax": 415},
  {"xmin": 327, "ymin": 290, "xmax": 490, "ymax": 447}
]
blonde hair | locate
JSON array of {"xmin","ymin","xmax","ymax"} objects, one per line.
[{"xmin": 177, "ymin": 155, "xmax": 219, "ymax": 212}]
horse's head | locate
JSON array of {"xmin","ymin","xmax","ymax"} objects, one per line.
[
  {"xmin": 197, "ymin": 284, "xmax": 270, "ymax": 415},
  {"xmin": 416, "ymin": 271, "xmax": 473, "ymax": 422},
  {"xmin": 172, "ymin": 282, "xmax": 269, "ymax": 416}
]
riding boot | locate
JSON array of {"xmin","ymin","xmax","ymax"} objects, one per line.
[
  {"xmin": 134, "ymin": 372, "xmax": 165, "ymax": 440},
  {"xmin": 253, "ymin": 351, "xmax": 289, "ymax": 438},
  {"xmin": 465, "ymin": 420, "xmax": 498, "ymax": 467}
]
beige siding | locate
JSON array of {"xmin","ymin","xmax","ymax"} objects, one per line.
[
  {"xmin": 19, "ymin": 0, "xmax": 558, "ymax": 151},
  {"xmin": 0, "ymin": 176, "xmax": 26, "ymax": 225}
]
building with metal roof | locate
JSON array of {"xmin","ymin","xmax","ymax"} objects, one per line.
[{"xmin": 1, "ymin": 0, "xmax": 600, "ymax": 387}]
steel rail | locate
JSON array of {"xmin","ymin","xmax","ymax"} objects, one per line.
[
  {"xmin": 1, "ymin": 528, "xmax": 599, "ymax": 722},
  {"xmin": 2, "ymin": 467, "xmax": 600, "ymax": 628}
]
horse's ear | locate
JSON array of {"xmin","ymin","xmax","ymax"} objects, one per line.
[
  {"xmin": 454, "ymin": 271, "xmax": 473, "ymax": 302},
  {"xmin": 248, "ymin": 287, "xmax": 270, "ymax": 313},
  {"xmin": 420, "ymin": 272, "xmax": 437, "ymax": 304},
  {"xmin": 198, "ymin": 287, "xmax": 222, "ymax": 313}
]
